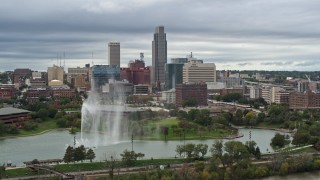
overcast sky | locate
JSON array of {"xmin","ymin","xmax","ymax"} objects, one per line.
[{"xmin": 1, "ymin": 0, "xmax": 320, "ymax": 72}]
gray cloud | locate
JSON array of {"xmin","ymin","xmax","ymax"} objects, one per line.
[{"xmin": 1, "ymin": 0, "xmax": 320, "ymax": 71}]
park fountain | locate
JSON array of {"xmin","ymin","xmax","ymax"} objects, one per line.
[{"xmin": 79, "ymin": 82, "xmax": 130, "ymax": 147}]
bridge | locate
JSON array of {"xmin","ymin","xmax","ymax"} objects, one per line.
[{"xmin": 25, "ymin": 163, "xmax": 74, "ymax": 179}]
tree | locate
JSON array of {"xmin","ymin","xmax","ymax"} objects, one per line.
[
  {"xmin": 48, "ymin": 108, "xmax": 58, "ymax": 118},
  {"xmin": 292, "ymin": 131, "xmax": 311, "ymax": 146},
  {"xmin": 63, "ymin": 146, "xmax": 74, "ymax": 163},
  {"xmin": 74, "ymin": 145, "xmax": 86, "ymax": 162},
  {"xmin": 271, "ymin": 133, "xmax": 285, "ymax": 148},
  {"xmin": 120, "ymin": 149, "xmax": 145, "ymax": 166},
  {"xmin": 245, "ymin": 141, "xmax": 257, "ymax": 155},
  {"xmin": 210, "ymin": 140, "xmax": 224, "ymax": 167},
  {"xmin": 86, "ymin": 148, "xmax": 96, "ymax": 162},
  {"xmin": 279, "ymin": 162, "xmax": 289, "ymax": 175},
  {"xmin": 255, "ymin": 147, "xmax": 261, "ymax": 160},
  {"xmin": 160, "ymin": 126, "xmax": 169, "ymax": 141},
  {"xmin": 175, "ymin": 145, "xmax": 184, "ymax": 157},
  {"xmin": 195, "ymin": 144, "xmax": 208, "ymax": 159},
  {"xmin": 185, "ymin": 143, "xmax": 196, "ymax": 159},
  {"xmin": 0, "ymin": 164, "xmax": 5, "ymax": 179},
  {"xmin": 223, "ymin": 141, "xmax": 250, "ymax": 168},
  {"xmin": 234, "ymin": 109, "xmax": 243, "ymax": 125},
  {"xmin": 257, "ymin": 112, "xmax": 266, "ymax": 123},
  {"xmin": 0, "ymin": 122, "xmax": 5, "ymax": 135},
  {"xmin": 37, "ymin": 108, "xmax": 49, "ymax": 120},
  {"xmin": 244, "ymin": 111, "xmax": 256, "ymax": 125}
]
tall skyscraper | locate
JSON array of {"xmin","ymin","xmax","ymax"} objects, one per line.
[
  {"xmin": 108, "ymin": 42, "xmax": 120, "ymax": 66},
  {"xmin": 152, "ymin": 26, "xmax": 167, "ymax": 88}
]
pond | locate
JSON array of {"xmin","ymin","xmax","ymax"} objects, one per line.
[{"xmin": 0, "ymin": 128, "xmax": 279, "ymax": 166}]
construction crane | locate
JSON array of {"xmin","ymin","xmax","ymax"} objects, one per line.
[{"xmin": 305, "ymin": 74, "xmax": 311, "ymax": 82}]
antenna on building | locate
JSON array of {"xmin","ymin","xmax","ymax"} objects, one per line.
[
  {"xmin": 92, "ymin": 52, "xmax": 94, "ymax": 65},
  {"xmin": 63, "ymin": 52, "xmax": 66, "ymax": 68},
  {"xmin": 190, "ymin": 52, "xmax": 193, "ymax": 58},
  {"xmin": 140, "ymin": 52, "xmax": 144, "ymax": 61}
]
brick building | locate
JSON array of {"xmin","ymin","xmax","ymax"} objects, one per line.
[
  {"xmin": 120, "ymin": 67, "xmax": 150, "ymax": 85},
  {"xmin": 26, "ymin": 88, "xmax": 52, "ymax": 104},
  {"xmin": 0, "ymin": 107, "xmax": 31, "ymax": 126},
  {"xmin": 175, "ymin": 83, "xmax": 207, "ymax": 107},
  {"xmin": 12, "ymin": 68, "xmax": 32, "ymax": 88},
  {"xmin": 220, "ymin": 88, "xmax": 244, "ymax": 96},
  {"xmin": 52, "ymin": 89, "xmax": 76, "ymax": 99},
  {"xmin": 289, "ymin": 90, "xmax": 320, "ymax": 109},
  {"xmin": 0, "ymin": 84, "xmax": 15, "ymax": 99},
  {"xmin": 128, "ymin": 59, "xmax": 145, "ymax": 68}
]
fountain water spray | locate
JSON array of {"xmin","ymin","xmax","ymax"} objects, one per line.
[{"xmin": 79, "ymin": 80, "xmax": 130, "ymax": 147}]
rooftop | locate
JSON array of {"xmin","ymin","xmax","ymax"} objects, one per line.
[{"xmin": 0, "ymin": 107, "xmax": 31, "ymax": 116}]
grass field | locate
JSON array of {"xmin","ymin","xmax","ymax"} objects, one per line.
[
  {"xmin": 137, "ymin": 118, "xmax": 235, "ymax": 141},
  {"xmin": 19, "ymin": 119, "xmax": 59, "ymax": 136}
]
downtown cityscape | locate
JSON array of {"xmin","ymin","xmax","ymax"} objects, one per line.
[{"xmin": 1, "ymin": 0, "xmax": 320, "ymax": 180}]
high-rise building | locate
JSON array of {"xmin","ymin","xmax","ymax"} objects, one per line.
[
  {"xmin": 47, "ymin": 65, "xmax": 64, "ymax": 82},
  {"xmin": 165, "ymin": 58, "xmax": 187, "ymax": 90},
  {"xmin": 91, "ymin": 65, "xmax": 120, "ymax": 91},
  {"xmin": 108, "ymin": 42, "xmax": 120, "ymax": 66},
  {"xmin": 183, "ymin": 60, "xmax": 216, "ymax": 83},
  {"xmin": 152, "ymin": 26, "xmax": 167, "ymax": 87}
]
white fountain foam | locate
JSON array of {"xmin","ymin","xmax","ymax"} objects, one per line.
[{"xmin": 79, "ymin": 84, "xmax": 129, "ymax": 147}]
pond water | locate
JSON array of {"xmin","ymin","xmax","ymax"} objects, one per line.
[{"xmin": 0, "ymin": 128, "xmax": 279, "ymax": 166}]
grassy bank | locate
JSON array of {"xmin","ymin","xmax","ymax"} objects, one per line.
[
  {"xmin": 0, "ymin": 119, "xmax": 60, "ymax": 139},
  {"xmin": 136, "ymin": 118, "xmax": 236, "ymax": 141},
  {"xmin": 3, "ymin": 158, "xmax": 186, "ymax": 178}
]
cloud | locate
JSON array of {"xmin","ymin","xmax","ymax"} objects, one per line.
[{"xmin": 1, "ymin": 0, "xmax": 320, "ymax": 71}]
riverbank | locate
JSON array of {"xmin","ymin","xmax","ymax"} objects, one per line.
[{"xmin": 231, "ymin": 124, "xmax": 292, "ymax": 133}]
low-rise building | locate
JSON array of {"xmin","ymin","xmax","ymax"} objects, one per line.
[
  {"xmin": 134, "ymin": 84, "xmax": 151, "ymax": 95},
  {"xmin": 0, "ymin": 84, "xmax": 15, "ymax": 99},
  {"xmin": 0, "ymin": 107, "xmax": 31, "ymax": 126},
  {"xmin": 161, "ymin": 89, "xmax": 176, "ymax": 104},
  {"xmin": 289, "ymin": 90, "xmax": 320, "ymax": 109}
]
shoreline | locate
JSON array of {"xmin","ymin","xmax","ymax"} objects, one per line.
[
  {"xmin": 0, "ymin": 125, "xmax": 288, "ymax": 141},
  {"xmin": 0, "ymin": 128, "xmax": 67, "ymax": 139}
]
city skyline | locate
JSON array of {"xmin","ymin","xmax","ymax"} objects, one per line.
[{"xmin": 1, "ymin": 0, "xmax": 320, "ymax": 71}]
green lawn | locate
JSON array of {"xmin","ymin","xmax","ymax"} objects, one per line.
[
  {"xmin": 0, "ymin": 119, "xmax": 59, "ymax": 138},
  {"xmin": 137, "ymin": 118, "xmax": 235, "ymax": 141},
  {"xmin": 19, "ymin": 119, "xmax": 59, "ymax": 136},
  {"xmin": 2, "ymin": 168, "xmax": 47, "ymax": 178}
]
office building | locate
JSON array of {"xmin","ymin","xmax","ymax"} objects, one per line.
[
  {"xmin": 152, "ymin": 26, "xmax": 167, "ymax": 87},
  {"xmin": 165, "ymin": 58, "xmax": 187, "ymax": 90},
  {"xmin": 120, "ymin": 67, "xmax": 150, "ymax": 85},
  {"xmin": 108, "ymin": 42, "xmax": 120, "ymax": 66},
  {"xmin": 289, "ymin": 90, "xmax": 320, "ymax": 109},
  {"xmin": 12, "ymin": 68, "xmax": 32, "ymax": 88},
  {"xmin": 175, "ymin": 82, "xmax": 207, "ymax": 107},
  {"xmin": 91, "ymin": 65, "xmax": 120, "ymax": 91},
  {"xmin": 183, "ymin": 60, "xmax": 216, "ymax": 83},
  {"xmin": 47, "ymin": 65, "xmax": 64, "ymax": 82}
]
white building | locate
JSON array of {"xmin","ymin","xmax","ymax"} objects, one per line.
[
  {"xmin": 183, "ymin": 60, "xmax": 216, "ymax": 83},
  {"xmin": 249, "ymin": 86, "xmax": 260, "ymax": 99},
  {"xmin": 161, "ymin": 89, "xmax": 176, "ymax": 104}
]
